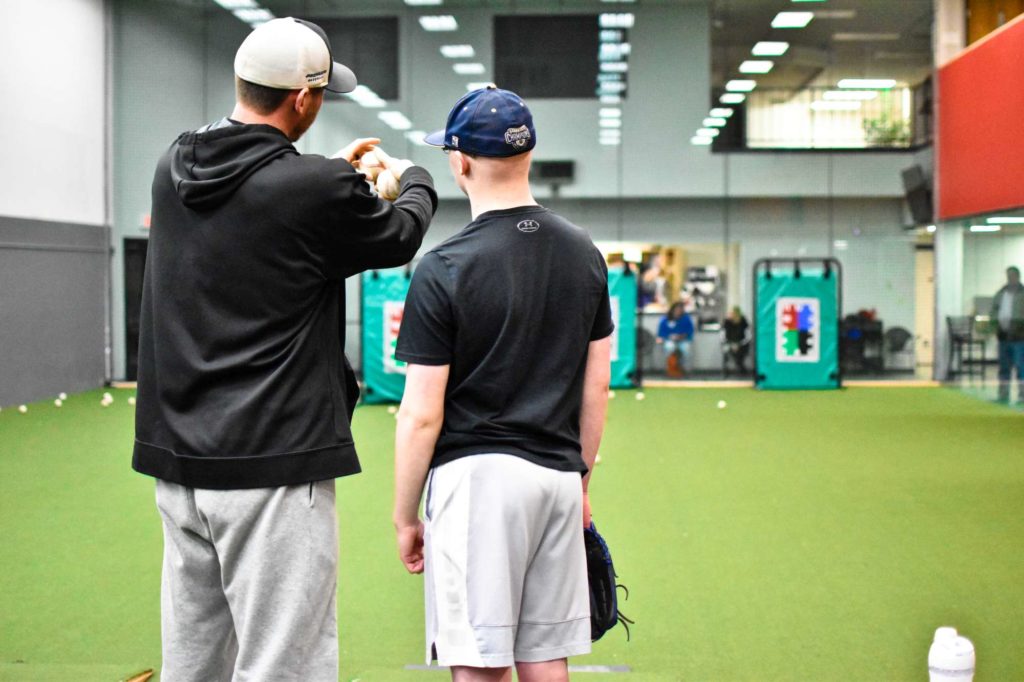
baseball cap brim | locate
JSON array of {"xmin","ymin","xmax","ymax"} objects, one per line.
[
  {"xmin": 423, "ymin": 129, "xmax": 446, "ymax": 147},
  {"xmin": 326, "ymin": 62, "xmax": 357, "ymax": 93}
]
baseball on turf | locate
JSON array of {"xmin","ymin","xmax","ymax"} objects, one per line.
[
  {"xmin": 635, "ymin": 392, "xmax": 645, "ymax": 401},
  {"xmin": 18, "ymin": 404, "xmax": 28, "ymax": 414},
  {"xmin": 376, "ymin": 170, "xmax": 400, "ymax": 201},
  {"xmin": 54, "ymin": 399, "xmax": 63, "ymax": 407},
  {"xmin": 717, "ymin": 400, "xmax": 727, "ymax": 409}
]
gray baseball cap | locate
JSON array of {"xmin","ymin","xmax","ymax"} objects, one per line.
[{"xmin": 234, "ymin": 17, "xmax": 357, "ymax": 93}]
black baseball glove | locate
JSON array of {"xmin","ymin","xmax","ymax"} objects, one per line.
[{"xmin": 584, "ymin": 522, "xmax": 633, "ymax": 641}]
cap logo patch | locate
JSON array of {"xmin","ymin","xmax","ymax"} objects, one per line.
[
  {"xmin": 504, "ymin": 125, "xmax": 532, "ymax": 148},
  {"xmin": 451, "ymin": 135, "xmax": 459, "ymax": 148},
  {"xmin": 306, "ymin": 69, "xmax": 327, "ymax": 84},
  {"xmin": 517, "ymin": 219, "xmax": 540, "ymax": 233}
]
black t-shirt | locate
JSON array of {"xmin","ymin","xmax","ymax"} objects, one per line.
[{"xmin": 396, "ymin": 205, "xmax": 614, "ymax": 473}]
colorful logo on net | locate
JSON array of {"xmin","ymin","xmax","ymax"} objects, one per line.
[{"xmin": 776, "ymin": 297, "xmax": 820, "ymax": 363}]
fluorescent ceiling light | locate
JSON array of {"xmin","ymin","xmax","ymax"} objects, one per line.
[
  {"xmin": 970, "ymin": 225, "xmax": 1002, "ymax": 233},
  {"xmin": 739, "ymin": 60, "xmax": 774, "ymax": 74},
  {"xmin": 810, "ymin": 100, "xmax": 861, "ymax": 111},
  {"xmin": 599, "ymin": 107, "xmax": 622, "ymax": 118},
  {"xmin": 405, "ymin": 0, "xmax": 442, "ymax": 4},
  {"xmin": 752, "ymin": 41, "xmax": 789, "ymax": 56},
  {"xmin": 600, "ymin": 118, "xmax": 623, "ymax": 128},
  {"xmin": 599, "ymin": 42, "xmax": 631, "ymax": 60},
  {"xmin": 987, "ymin": 217, "xmax": 1024, "ymax": 223},
  {"xmin": 691, "ymin": 136, "xmax": 714, "ymax": 145},
  {"xmin": 600, "ymin": 139, "xmax": 622, "ymax": 146},
  {"xmin": 599, "ymin": 13, "xmax": 635, "ymax": 28},
  {"xmin": 833, "ymin": 32, "xmax": 900, "ymax": 41},
  {"xmin": 837, "ymin": 78, "xmax": 896, "ymax": 89},
  {"xmin": 345, "ymin": 85, "xmax": 387, "ymax": 108},
  {"xmin": 419, "ymin": 15, "xmax": 457, "ymax": 31},
  {"xmin": 598, "ymin": 82, "xmax": 628, "ymax": 93},
  {"xmin": 600, "ymin": 62, "xmax": 629, "ymax": 73},
  {"xmin": 440, "ymin": 44, "xmax": 475, "ymax": 58},
  {"xmin": 465, "ymin": 81, "xmax": 495, "ymax": 91},
  {"xmin": 697, "ymin": 128, "xmax": 720, "ymax": 137},
  {"xmin": 720, "ymin": 93, "xmax": 746, "ymax": 104},
  {"xmin": 600, "ymin": 94, "xmax": 623, "ymax": 104},
  {"xmin": 772, "ymin": 11, "xmax": 814, "ymax": 28},
  {"xmin": 405, "ymin": 131, "xmax": 430, "ymax": 146},
  {"xmin": 926, "ymin": 225, "xmax": 937, "ymax": 233},
  {"xmin": 600, "ymin": 30, "xmax": 625, "ymax": 42},
  {"xmin": 453, "ymin": 62, "xmax": 485, "ymax": 75},
  {"xmin": 823, "ymin": 90, "xmax": 878, "ymax": 100},
  {"xmin": 710, "ymin": 108, "xmax": 734, "ymax": 118},
  {"xmin": 233, "ymin": 8, "xmax": 274, "ymax": 23},
  {"xmin": 703, "ymin": 117, "xmax": 727, "ymax": 127},
  {"xmin": 214, "ymin": 0, "xmax": 256, "ymax": 9},
  {"xmin": 725, "ymin": 79, "xmax": 757, "ymax": 92},
  {"xmin": 599, "ymin": 128, "xmax": 621, "ymax": 136},
  {"xmin": 378, "ymin": 111, "xmax": 413, "ymax": 130}
]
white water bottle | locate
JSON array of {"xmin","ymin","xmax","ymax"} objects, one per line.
[{"xmin": 928, "ymin": 627, "xmax": 975, "ymax": 681}]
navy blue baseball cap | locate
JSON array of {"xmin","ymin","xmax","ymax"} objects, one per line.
[{"xmin": 424, "ymin": 86, "xmax": 536, "ymax": 157}]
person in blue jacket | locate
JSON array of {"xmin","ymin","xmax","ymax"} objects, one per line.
[{"xmin": 658, "ymin": 301, "xmax": 694, "ymax": 377}]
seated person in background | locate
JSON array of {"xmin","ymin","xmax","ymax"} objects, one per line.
[
  {"xmin": 658, "ymin": 301, "xmax": 694, "ymax": 378},
  {"xmin": 723, "ymin": 306, "xmax": 751, "ymax": 374},
  {"xmin": 991, "ymin": 265, "xmax": 1024, "ymax": 403}
]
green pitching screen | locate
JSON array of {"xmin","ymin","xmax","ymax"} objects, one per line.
[
  {"xmin": 608, "ymin": 266, "xmax": 637, "ymax": 389},
  {"xmin": 754, "ymin": 259, "xmax": 841, "ymax": 390},
  {"xmin": 362, "ymin": 266, "xmax": 637, "ymax": 402},
  {"xmin": 360, "ymin": 269, "xmax": 411, "ymax": 404}
]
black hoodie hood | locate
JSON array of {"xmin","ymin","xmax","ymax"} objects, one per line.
[{"xmin": 170, "ymin": 120, "xmax": 296, "ymax": 211}]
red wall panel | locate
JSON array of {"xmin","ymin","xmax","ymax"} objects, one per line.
[{"xmin": 938, "ymin": 14, "xmax": 1024, "ymax": 221}]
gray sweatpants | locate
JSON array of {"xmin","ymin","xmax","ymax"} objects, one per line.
[{"xmin": 155, "ymin": 479, "xmax": 339, "ymax": 682}]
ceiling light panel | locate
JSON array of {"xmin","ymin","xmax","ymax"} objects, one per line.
[
  {"xmin": 378, "ymin": 111, "xmax": 413, "ymax": 130},
  {"xmin": 703, "ymin": 117, "xmax": 727, "ymax": 127},
  {"xmin": 419, "ymin": 15, "xmax": 457, "ymax": 31},
  {"xmin": 709, "ymin": 108, "xmax": 734, "ymax": 118},
  {"xmin": 599, "ymin": 13, "xmax": 635, "ymax": 28},
  {"xmin": 440, "ymin": 45, "xmax": 475, "ymax": 58},
  {"xmin": 720, "ymin": 93, "xmax": 746, "ymax": 104},
  {"xmin": 772, "ymin": 11, "xmax": 814, "ymax": 28},
  {"xmin": 404, "ymin": 0, "xmax": 442, "ymax": 5},
  {"xmin": 691, "ymin": 136, "xmax": 714, "ymax": 146},
  {"xmin": 214, "ymin": 0, "xmax": 257, "ymax": 9},
  {"xmin": 752, "ymin": 41, "xmax": 789, "ymax": 56},
  {"xmin": 739, "ymin": 60, "xmax": 774, "ymax": 74},
  {"xmin": 726, "ymin": 79, "xmax": 757, "ymax": 92},
  {"xmin": 453, "ymin": 63, "xmax": 485, "ymax": 75}
]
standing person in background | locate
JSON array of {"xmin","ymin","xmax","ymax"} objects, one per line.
[
  {"xmin": 658, "ymin": 301, "xmax": 694, "ymax": 378},
  {"xmin": 132, "ymin": 18, "xmax": 437, "ymax": 681},
  {"xmin": 723, "ymin": 306, "xmax": 751, "ymax": 375},
  {"xmin": 991, "ymin": 266, "xmax": 1024, "ymax": 403},
  {"xmin": 392, "ymin": 86, "xmax": 612, "ymax": 682}
]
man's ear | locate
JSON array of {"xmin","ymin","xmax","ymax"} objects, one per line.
[
  {"xmin": 457, "ymin": 151, "xmax": 472, "ymax": 177},
  {"xmin": 293, "ymin": 87, "xmax": 312, "ymax": 114}
]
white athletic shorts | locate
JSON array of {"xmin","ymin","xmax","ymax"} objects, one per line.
[{"xmin": 423, "ymin": 454, "xmax": 592, "ymax": 668}]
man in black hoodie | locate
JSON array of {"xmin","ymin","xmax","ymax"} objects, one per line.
[{"xmin": 132, "ymin": 18, "xmax": 436, "ymax": 681}]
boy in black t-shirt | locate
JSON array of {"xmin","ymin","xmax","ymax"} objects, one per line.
[{"xmin": 392, "ymin": 87, "xmax": 613, "ymax": 682}]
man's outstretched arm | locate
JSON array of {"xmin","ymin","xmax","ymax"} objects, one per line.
[
  {"xmin": 393, "ymin": 363, "xmax": 450, "ymax": 574},
  {"xmin": 580, "ymin": 335, "xmax": 612, "ymax": 528}
]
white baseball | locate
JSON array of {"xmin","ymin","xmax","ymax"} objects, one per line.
[
  {"xmin": 376, "ymin": 169, "xmax": 400, "ymax": 201},
  {"xmin": 358, "ymin": 150, "xmax": 383, "ymax": 181}
]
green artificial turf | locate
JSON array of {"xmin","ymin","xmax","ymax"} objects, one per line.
[{"xmin": 1, "ymin": 387, "xmax": 1022, "ymax": 681}]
